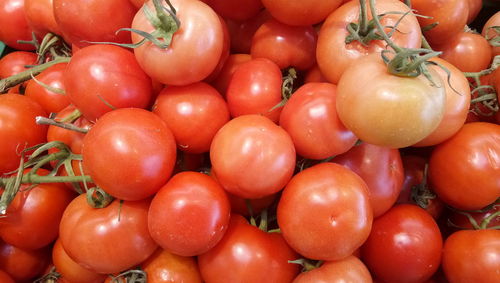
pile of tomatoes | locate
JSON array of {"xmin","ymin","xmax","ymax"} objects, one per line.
[{"xmin": 0, "ymin": 0, "xmax": 499, "ymax": 282}]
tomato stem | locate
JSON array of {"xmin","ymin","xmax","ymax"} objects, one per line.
[
  {"xmin": 86, "ymin": 187, "xmax": 114, "ymax": 209},
  {"xmin": 36, "ymin": 116, "xmax": 89, "ymax": 134},
  {"xmin": 480, "ymin": 209, "xmax": 500, "ymax": 230},
  {"xmin": 107, "ymin": 269, "xmax": 147, "ymax": 283},
  {"xmin": 358, "ymin": 0, "xmax": 369, "ymax": 36}
]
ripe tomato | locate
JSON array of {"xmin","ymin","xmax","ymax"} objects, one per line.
[
  {"xmin": 141, "ymin": 249, "xmax": 203, "ymax": 283},
  {"xmin": 210, "ymin": 115, "xmax": 296, "ymax": 199},
  {"xmin": 482, "ymin": 11, "xmax": 500, "ymax": 58},
  {"xmin": 25, "ymin": 63, "xmax": 70, "ymax": 114},
  {"xmin": 336, "ymin": 53, "xmax": 446, "ymax": 148},
  {"xmin": 59, "ymin": 194, "xmax": 157, "ymax": 274},
  {"xmin": 317, "ymin": 0, "xmax": 421, "ymax": 83},
  {"xmin": 279, "ymin": 82, "xmax": 357, "ymax": 159},
  {"xmin": 82, "ymin": 108, "xmax": 176, "ymax": 201},
  {"xmin": 198, "ymin": 215, "xmax": 300, "ymax": 283},
  {"xmin": 64, "ymin": 44, "xmax": 153, "ymax": 122},
  {"xmin": 0, "ymin": 270, "xmax": 14, "ymax": 283},
  {"xmin": 148, "ymin": 172, "xmax": 231, "ymax": 256},
  {"xmin": 0, "ymin": 51, "xmax": 38, "ymax": 93},
  {"xmin": 333, "ymin": 142, "xmax": 404, "ymax": 218},
  {"xmin": 292, "ymin": 256, "xmax": 373, "ymax": 282},
  {"xmin": 251, "ymin": 19, "xmax": 317, "ymax": 70},
  {"xmin": 429, "ymin": 122, "xmax": 500, "ymax": 210},
  {"xmin": 152, "ymin": 82, "xmax": 230, "ymax": 154},
  {"xmin": 442, "ymin": 229, "xmax": 500, "ymax": 283},
  {"xmin": 0, "ymin": 241, "xmax": 49, "ymax": 282},
  {"xmin": 209, "ymin": 53, "xmax": 252, "ymax": 95},
  {"xmin": 24, "ymin": 0, "xmax": 61, "ymax": 37},
  {"xmin": 278, "ymin": 162, "xmax": 373, "ymax": 261},
  {"xmin": 0, "ymin": 94, "xmax": 48, "ymax": 174},
  {"xmin": 361, "ymin": 204, "xmax": 443, "ymax": 283},
  {"xmin": 261, "ymin": 0, "xmax": 343, "ymax": 26},
  {"xmin": 202, "ymin": 0, "xmax": 263, "ymax": 21},
  {"xmin": 131, "ymin": 0, "xmax": 224, "ymax": 86},
  {"xmin": 0, "ymin": 0, "xmax": 35, "ymax": 50}
]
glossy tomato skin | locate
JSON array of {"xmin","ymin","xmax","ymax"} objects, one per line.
[
  {"xmin": 0, "ymin": 51, "xmax": 38, "ymax": 79},
  {"xmin": 64, "ymin": 44, "xmax": 153, "ymax": 122},
  {"xmin": 261, "ymin": 0, "xmax": 343, "ymax": 26},
  {"xmin": 132, "ymin": 0, "xmax": 224, "ymax": 86},
  {"xmin": 292, "ymin": 256, "xmax": 373, "ymax": 283},
  {"xmin": 336, "ymin": 53, "xmax": 445, "ymax": 148},
  {"xmin": 152, "ymin": 82, "xmax": 230, "ymax": 154},
  {"xmin": 280, "ymin": 82, "xmax": 357, "ymax": 159},
  {"xmin": 148, "ymin": 172, "xmax": 231, "ymax": 256},
  {"xmin": 278, "ymin": 163, "xmax": 373, "ymax": 261},
  {"xmin": 25, "ymin": 63, "xmax": 70, "ymax": 114},
  {"xmin": 25, "ymin": 0, "xmax": 61, "ymax": 37},
  {"xmin": 0, "ymin": 242, "xmax": 49, "ymax": 282},
  {"xmin": 198, "ymin": 215, "xmax": 300, "ymax": 283},
  {"xmin": 141, "ymin": 249, "xmax": 203, "ymax": 283},
  {"xmin": 442, "ymin": 229, "xmax": 500, "ymax": 283},
  {"xmin": 210, "ymin": 115, "xmax": 296, "ymax": 199},
  {"xmin": 333, "ymin": 142, "xmax": 404, "ymax": 218},
  {"xmin": 0, "ymin": 0, "xmax": 35, "ymax": 50},
  {"xmin": 0, "ymin": 94, "xmax": 48, "ymax": 174},
  {"xmin": 317, "ymin": 0, "xmax": 421, "ymax": 83},
  {"xmin": 251, "ymin": 19, "xmax": 317, "ymax": 70},
  {"xmin": 59, "ymin": 195, "xmax": 157, "ymax": 274},
  {"xmin": 209, "ymin": 53, "xmax": 252, "ymax": 95},
  {"xmin": 429, "ymin": 122, "xmax": 500, "ymax": 210},
  {"xmin": 82, "ymin": 108, "xmax": 176, "ymax": 201},
  {"xmin": 361, "ymin": 204, "xmax": 443, "ymax": 283}
]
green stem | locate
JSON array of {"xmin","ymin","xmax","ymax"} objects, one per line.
[
  {"xmin": 86, "ymin": 187, "xmax": 114, "ymax": 209},
  {"xmin": 36, "ymin": 116, "xmax": 89, "ymax": 133},
  {"xmin": 404, "ymin": 0, "xmax": 412, "ymax": 7},
  {"xmin": 359, "ymin": 0, "xmax": 369, "ymax": 35},
  {"xmin": 258, "ymin": 209, "xmax": 268, "ymax": 232},
  {"xmin": 369, "ymin": 0, "xmax": 403, "ymax": 52},
  {"xmin": 480, "ymin": 209, "xmax": 500, "ymax": 230},
  {"xmin": 0, "ymin": 174, "xmax": 92, "ymax": 187}
]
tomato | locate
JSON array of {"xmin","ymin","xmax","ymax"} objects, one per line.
[
  {"xmin": 411, "ymin": 0, "xmax": 469, "ymax": 45},
  {"xmin": 482, "ymin": 11, "xmax": 500, "ymax": 58},
  {"xmin": 210, "ymin": 115, "xmax": 296, "ymax": 199},
  {"xmin": 131, "ymin": 0, "xmax": 224, "ymax": 86},
  {"xmin": 226, "ymin": 58, "xmax": 283, "ymax": 123},
  {"xmin": 336, "ymin": 53, "xmax": 446, "ymax": 148},
  {"xmin": 429, "ymin": 122, "xmax": 500, "ymax": 210},
  {"xmin": 0, "ymin": 241, "xmax": 49, "ymax": 282},
  {"xmin": 317, "ymin": 0, "xmax": 421, "ymax": 83},
  {"xmin": 0, "ymin": 94, "xmax": 48, "ymax": 174},
  {"xmin": 0, "ymin": 51, "xmax": 38, "ymax": 93},
  {"xmin": 202, "ymin": 0, "xmax": 263, "ymax": 21},
  {"xmin": 64, "ymin": 44, "xmax": 153, "ymax": 122},
  {"xmin": 333, "ymin": 142, "xmax": 404, "ymax": 218},
  {"xmin": 466, "ymin": 0, "xmax": 483, "ymax": 23},
  {"xmin": 59, "ymin": 194, "xmax": 157, "ymax": 274},
  {"xmin": 279, "ymin": 82, "xmax": 357, "ymax": 159},
  {"xmin": 82, "ymin": 108, "xmax": 176, "ymax": 201},
  {"xmin": 261, "ymin": 0, "xmax": 343, "ymax": 26},
  {"xmin": 25, "ymin": 63, "xmax": 71, "ymax": 114},
  {"xmin": 52, "ymin": 239, "xmax": 106, "ymax": 283},
  {"xmin": 292, "ymin": 256, "xmax": 373, "ymax": 282},
  {"xmin": 225, "ymin": 10, "xmax": 271, "ymax": 54},
  {"xmin": 361, "ymin": 204, "xmax": 443, "ymax": 283},
  {"xmin": 198, "ymin": 215, "xmax": 300, "ymax": 283},
  {"xmin": 141, "ymin": 249, "xmax": 202, "ymax": 283},
  {"xmin": 148, "ymin": 172, "xmax": 231, "ymax": 256},
  {"xmin": 0, "ymin": 0, "xmax": 35, "ymax": 51},
  {"xmin": 53, "ymin": 0, "xmax": 136, "ymax": 47},
  {"xmin": 434, "ymin": 31, "xmax": 493, "ymax": 73},
  {"xmin": 278, "ymin": 162, "xmax": 373, "ymax": 260},
  {"xmin": 24, "ymin": 0, "xmax": 61, "ymax": 37},
  {"xmin": 209, "ymin": 53, "xmax": 251, "ymax": 95},
  {"xmin": 442, "ymin": 229, "xmax": 500, "ymax": 283},
  {"xmin": 251, "ymin": 19, "xmax": 317, "ymax": 70},
  {"xmin": 0, "ymin": 270, "xmax": 14, "ymax": 283},
  {"xmin": 152, "ymin": 82, "xmax": 230, "ymax": 154},
  {"xmin": 413, "ymin": 58, "xmax": 471, "ymax": 146}
]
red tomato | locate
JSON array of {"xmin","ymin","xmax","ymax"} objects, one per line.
[
  {"xmin": 52, "ymin": 239, "xmax": 106, "ymax": 283},
  {"xmin": 361, "ymin": 204, "xmax": 443, "ymax": 283},
  {"xmin": 148, "ymin": 172, "xmax": 231, "ymax": 256},
  {"xmin": 129, "ymin": 0, "xmax": 146, "ymax": 9},
  {"xmin": 261, "ymin": 0, "xmax": 343, "ymax": 26},
  {"xmin": 64, "ymin": 44, "xmax": 153, "ymax": 122},
  {"xmin": 198, "ymin": 215, "xmax": 300, "ymax": 283},
  {"xmin": 0, "ymin": 0, "xmax": 35, "ymax": 50},
  {"xmin": 210, "ymin": 115, "xmax": 296, "ymax": 199},
  {"xmin": 141, "ymin": 249, "xmax": 202, "ymax": 283},
  {"xmin": 317, "ymin": 0, "xmax": 421, "ymax": 83},
  {"xmin": 202, "ymin": 0, "xmax": 263, "ymax": 21},
  {"xmin": 209, "ymin": 53, "xmax": 252, "ymax": 95},
  {"xmin": 0, "ymin": 51, "xmax": 38, "ymax": 93},
  {"xmin": 0, "ymin": 242, "xmax": 49, "ymax": 282},
  {"xmin": 292, "ymin": 256, "xmax": 373, "ymax": 282},
  {"xmin": 482, "ymin": 11, "xmax": 500, "ymax": 58},
  {"xmin": 152, "ymin": 82, "xmax": 230, "ymax": 154},
  {"xmin": 0, "ymin": 94, "xmax": 48, "ymax": 174},
  {"xmin": 59, "ymin": 194, "xmax": 157, "ymax": 274},
  {"xmin": 53, "ymin": 0, "xmax": 136, "ymax": 47},
  {"xmin": 131, "ymin": 0, "xmax": 224, "ymax": 86},
  {"xmin": 226, "ymin": 58, "xmax": 283, "ymax": 122},
  {"xmin": 251, "ymin": 19, "xmax": 317, "ymax": 70},
  {"xmin": 442, "ymin": 229, "xmax": 500, "ymax": 283},
  {"xmin": 278, "ymin": 163, "xmax": 373, "ymax": 260},
  {"xmin": 333, "ymin": 142, "xmax": 404, "ymax": 218},
  {"xmin": 82, "ymin": 108, "xmax": 176, "ymax": 201},
  {"xmin": 24, "ymin": 0, "xmax": 61, "ymax": 37},
  {"xmin": 25, "ymin": 63, "xmax": 70, "ymax": 114},
  {"xmin": 429, "ymin": 122, "xmax": 500, "ymax": 210},
  {"xmin": 0, "ymin": 270, "xmax": 14, "ymax": 283},
  {"xmin": 225, "ymin": 10, "xmax": 271, "ymax": 54},
  {"xmin": 279, "ymin": 82, "xmax": 357, "ymax": 159},
  {"xmin": 336, "ymin": 53, "xmax": 446, "ymax": 148}
]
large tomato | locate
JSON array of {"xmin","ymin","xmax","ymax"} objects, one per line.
[
  {"xmin": 82, "ymin": 108, "xmax": 176, "ymax": 201},
  {"xmin": 0, "ymin": 0, "xmax": 35, "ymax": 50},
  {"xmin": 25, "ymin": 63, "xmax": 70, "ymax": 114},
  {"xmin": 429, "ymin": 122, "xmax": 500, "ymax": 210},
  {"xmin": 210, "ymin": 115, "xmax": 296, "ymax": 199},
  {"xmin": 131, "ymin": 0, "xmax": 224, "ymax": 86},
  {"xmin": 59, "ymin": 194, "xmax": 158, "ymax": 274},
  {"xmin": 277, "ymin": 162, "xmax": 373, "ymax": 261},
  {"xmin": 292, "ymin": 256, "xmax": 373, "ymax": 282}
]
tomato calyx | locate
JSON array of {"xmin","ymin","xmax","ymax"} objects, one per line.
[
  {"xmin": 448, "ymin": 202, "xmax": 500, "ymax": 230},
  {"xmin": 410, "ymin": 163, "xmax": 437, "ymax": 210},
  {"xmin": 466, "ymin": 56, "xmax": 500, "ymax": 116},
  {"xmin": 288, "ymin": 258, "xmax": 323, "ymax": 272},
  {"xmin": 106, "ymin": 268, "xmax": 147, "ymax": 283},
  {"xmin": 33, "ymin": 266, "xmax": 61, "ymax": 283},
  {"xmin": 484, "ymin": 25, "xmax": 499, "ymax": 47},
  {"xmin": 268, "ymin": 67, "xmax": 298, "ymax": 112}
]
